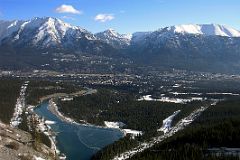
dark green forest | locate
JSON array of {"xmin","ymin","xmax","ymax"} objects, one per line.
[
  {"xmin": 1, "ymin": 78, "xmax": 240, "ymax": 160},
  {"xmin": 26, "ymin": 80, "xmax": 81, "ymax": 105},
  {"xmin": 56, "ymin": 88, "xmax": 210, "ymax": 160},
  {"xmin": 0, "ymin": 79, "xmax": 52, "ymax": 148},
  {"xmin": 58, "ymin": 89, "xmax": 203, "ymax": 132},
  {"xmin": 0, "ymin": 79, "xmax": 22, "ymax": 124},
  {"xmin": 127, "ymin": 99, "xmax": 240, "ymax": 160}
]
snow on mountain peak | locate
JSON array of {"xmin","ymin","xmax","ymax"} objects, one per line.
[
  {"xmin": 0, "ymin": 17, "xmax": 96, "ymax": 47},
  {"xmin": 0, "ymin": 19, "xmax": 25, "ymax": 41},
  {"xmin": 1, "ymin": 17, "xmax": 240, "ymax": 50},
  {"xmin": 166, "ymin": 24, "xmax": 240, "ymax": 37},
  {"xmin": 131, "ymin": 32, "xmax": 152, "ymax": 43},
  {"xmin": 95, "ymin": 29, "xmax": 132, "ymax": 48},
  {"xmin": 102, "ymin": 28, "xmax": 132, "ymax": 40},
  {"xmin": 105, "ymin": 28, "xmax": 119, "ymax": 37}
]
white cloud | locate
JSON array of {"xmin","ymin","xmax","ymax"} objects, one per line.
[
  {"xmin": 94, "ymin": 14, "xmax": 114, "ymax": 22},
  {"xmin": 55, "ymin": 4, "xmax": 82, "ymax": 14}
]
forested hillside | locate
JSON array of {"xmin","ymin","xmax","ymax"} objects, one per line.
[
  {"xmin": 56, "ymin": 88, "xmax": 209, "ymax": 160},
  {"xmin": 58, "ymin": 89, "xmax": 202, "ymax": 132},
  {"xmin": 0, "ymin": 79, "xmax": 22, "ymax": 124},
  {"xmin": 128, "ymin": 99, "xmax": 240, "ymax": 160},
  {"xmin": 26, "ymin": 80, "xmax": 81, "ymax": 105}
]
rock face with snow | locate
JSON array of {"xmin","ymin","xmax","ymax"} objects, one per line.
[
  {"xmin": 131, "ymin": 24, "xmax": 240, "ymax": 45},
  {"xmin": 166, "ymin": 24, "xmax": 240, "ymax": 37},
  {"xmin": 1, "ymin": 17, "xmax": 90, "ymax": 46},
  {"xmin": 130, "ymin": 24, "xmax": 240, "ymax": 73},
  {"xmin": 0, "ymin": 17, "xmax": 115, "ymax": 55},
  {"xmin": 131, "ymin": 32, "xmax": 152, "ymax": 45},
  {"xmin": 1, "ymin": 18, "xmax": 240, "ymax": 73},
  {"xmin": 95, "ymin": 29, "xmax": 132, "ymax": 48}
]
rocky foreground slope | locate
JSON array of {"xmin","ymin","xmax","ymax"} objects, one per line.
[{"xmin": 0, "ymin": 122, "xmax": 54, "ymax": 160}]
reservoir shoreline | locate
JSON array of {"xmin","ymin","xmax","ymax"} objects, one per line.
[{"xmin": 34, "ymin": 101, "xmax": 124, "ymax": 160}]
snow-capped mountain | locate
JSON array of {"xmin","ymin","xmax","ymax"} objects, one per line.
[
  {"xmin": 131, "ymin": 24, "xmax": 240, "ymax": 43},
  {"xmin": 129, "ymin": 24, "xmax": 240, "ymax": 73},
  {"xmin": 131, "ymin": 24, "xmax": 240, "ymax": 51},
  {"xmin": 1, "ymin": 18, "xmax": 240, "ymax": 50},
  {"xmin": 131, "ymin": 32, "xmax": 152, "ymax": 44},
  {"xmin": 165, "ymin": 24, "xmax": 240, "ymax": 37},
  {"xmin": 0, "ymin": 20, "xmax": 24, "ymax": 41},
  {"xmin": 1, "ymin": 18, "xmax": 240, "ymax": 73},
  {"xmin": 95, "ymin": 29, "xmax": 132, "ymax": 48},
  {"xmin": 0, "ymin": 17, "xmax": 115, "ymax": 54}
]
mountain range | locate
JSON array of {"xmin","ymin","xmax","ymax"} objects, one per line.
[{"xmin": 1, "ymin": 17, "xmax": 240, "ymax": 73}]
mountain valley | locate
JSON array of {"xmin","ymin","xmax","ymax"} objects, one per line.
[{"xmin": 1, "ymin": 18, "xmax": 240, "ymax": 74}]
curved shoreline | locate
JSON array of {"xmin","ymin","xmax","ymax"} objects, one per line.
[
  {"xmin": 35, "ymin": 99, "xmax": 125, "ymax": 160},
  {"xmin": 47, "ymin": 99, "xmax": 143, "ymax": 138},
  {"xmin": 34, "ymin": 97, "xmax": 143, "ymax": 159},
  {"xmin": 26, "ymin": 104, "xmax": 60, "ymax": 159},
  {"xmin": 47, "ymin": 99, "xmax": 125, "ymax": 132}
]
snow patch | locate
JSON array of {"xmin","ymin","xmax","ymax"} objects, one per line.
[
  {"xmin": 138, "ymin": 95, "xmax": 203, "ymax": 104},
  {"xmin": 104, "ymin": 121, "xmax": 142, "ymax": 138},
  {"xmin": 104, "ymin": 121, "xmax": 125, "ymax": 129},
  {"xmin": 206, "ymin": 92, "xmax": 239, "ymax": 96},
  {"xmin": 158, "ymin": 110, "xmax": 181, "ymax": 134},
  {"xmin": 123, "ymin": 129, "xmax": 143, "ymax": 138},
  {"xmin": 34, "ymin": 156, "xmax": 45, "ymax": 160},
  {"xmin": 112, "ymin": 101, "xmax": 218, "ymax": 160},
  {"xmin": 45, "ymin": 120, "xmax": 56, "ymax": 125},
  {"xmin": 167, "ymin": 24, "xmax": 240, "ymax": 37},
  {"xmin": 10, "ymin": 81, "xmax": 29, "ymax": 128}
]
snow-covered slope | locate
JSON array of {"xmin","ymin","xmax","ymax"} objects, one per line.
[
  {"xmin": 0, "ymin": 20, "xmax": 25, "ymax": 41},
  {"xmin": 131, "ymin": 24, "xmax": 240, "ymax": 45},
  {"xmin": 1, "ymin": 18, "xmax": 240, "ymax": 49},
  {"xmin": 0, "ymin": 17, "xmax": 97, "ymax": 48},
  {"xmin": 165, "ymin": 24, "xmax": 240, "ymax": 37},
  {"xmin": 129, "ymin": 24, "xmax": 240, "ymax": 74},
  {"xmin": 1, "ymin": 18, "xmax": 240, "ymax": 72},
  {"xmin": 131, "ymin": 24, "xmax": 240, "ymax": 53},
  {"xmin": 131, "ymin": 32, "xmax": 152, "ymax": 44},
  {"xmin": 95, "ymin": 29, "xmax": 132, "ymax": 48}
]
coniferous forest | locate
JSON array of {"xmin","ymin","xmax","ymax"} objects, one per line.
[
  {"xmin": 1, "ymin": 78, "xmax": 240, "ymax": 160},
  {"xmin": 57, "ymin": 88, "xmax": 203, "ymax": 133},
  {"xmin": 127, "ymin": 99, "xmax": 240, "ymax": 160},
  {"xmin": 0, "ymin": 79, "xmax": 22, "ymax": 124}
]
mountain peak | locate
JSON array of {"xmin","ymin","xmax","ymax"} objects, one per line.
[
  {"xmin": 103, "ymin": 28, "xmax": 119, "ymax": 37},
  {"xmin": 1, "ymin": 17, "xmax": 240, "ymax": 52},
  {"xmin": 106, "ymin": 28, "xmax": 116, "ymax": 32},
  {"xmin": 165, "ymin": 24, "xmax": 240, "ymax": 37},
  {"xmin": 0, "ymin": 17, "xmax": 97, "ymax": 48},
  {"xmin": 95, "ymin": 29, "xmax": 132, "ymax": 48}
]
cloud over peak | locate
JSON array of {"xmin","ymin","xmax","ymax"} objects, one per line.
[
  {"xmin": 56, "ymin": 4, "xmax": 82, "ymax": 14},
  {"xmin": 95, "ymin": 14, "xmax": 114, "ymax": 22}
]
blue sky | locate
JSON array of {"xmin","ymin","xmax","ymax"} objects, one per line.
[{"xmin": 0, "ymin": 0, "xmax": 239, "ymax": 33}]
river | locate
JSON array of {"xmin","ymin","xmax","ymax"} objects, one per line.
[{"xmin": 34, "ymin": 101, "xmax": 123, "ymax": 160}]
